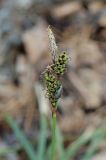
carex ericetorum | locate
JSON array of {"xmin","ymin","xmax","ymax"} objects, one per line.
[{"xmin": 42, "ymin": 26, "xmax": 69, "ymax": 108}]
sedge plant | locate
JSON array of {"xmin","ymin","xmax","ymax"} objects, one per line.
[{"xmin": 42, "ymin": 26, "xmax": 69, "ymax": 160}]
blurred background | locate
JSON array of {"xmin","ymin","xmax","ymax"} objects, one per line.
[{"xmin": 0, "ymin": 0, "xmax": 106, "ymax": 160}]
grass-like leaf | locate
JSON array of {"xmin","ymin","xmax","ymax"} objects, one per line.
[
  {"xmin": 5, "ymin": 115, "xmax": 36, "ymax": 160},
  {"xmin": 37, "ymin": 114, "xmax": 48, "ymax": 160},
  {"xmin": 61, "ymin": 127, "xmax": 106, "ymax": 160},
  {"xmin": 55, "ymin": 125, "xmax": 64, "ymax": 159},
  {"xmin": 47, "ymin": 124, "xmax": 64, "ymax": 160},
  {"xmin": 82, "ymin": 128, "xmax": 106, "ymax": 160}
]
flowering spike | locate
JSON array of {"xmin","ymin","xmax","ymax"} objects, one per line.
[
  {"xmin": 47, "ymin": 26, "xmax": 58, "ymax": 62},
  {"xmin": 42, "ymin": 26, "xmax": 70, "ymax": 108}
]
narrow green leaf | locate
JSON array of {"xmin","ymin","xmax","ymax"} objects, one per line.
[
  {"xmin": 55, "ymin": 125, "xmax": 64, "ymax": 159},
  {"xmin": 61, "ymin": 127, "xmax": 106, "ymax": 160},
  {"xmin": 37, "ymin": 114, "xmax": 48, "ymax": 160},
  {"xmin": 5, "ymin": 115, "xmax": 36, "ymax": 160},
  {"xmin": 82, "ymin": 129, "xmax": 106, "ymax": 160}
]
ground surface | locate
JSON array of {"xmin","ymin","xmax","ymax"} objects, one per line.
[{"xmin": 0, "ymin": 0, "xmax": 106, "ymax": 160}]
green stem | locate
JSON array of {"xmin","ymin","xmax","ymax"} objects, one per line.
[{"xmin": 51, "ymin": 111, "xmax": 56, "ymax": 160}]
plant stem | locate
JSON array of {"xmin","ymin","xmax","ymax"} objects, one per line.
[{"xmin": 51, "ymin": 111, "xmax": 57, "ymax": 160}]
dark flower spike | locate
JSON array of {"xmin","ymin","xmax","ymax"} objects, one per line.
[
  {"xmin": 51, "ymin": 51, "xmax": 69, "ymax": 76},
  {"xmin": 44, "ymin": 70, "xmax": 62, "ymax": 107},
  {"xmin": 42, "ymin": 26, "xmax": 70, "ymax": 108}
]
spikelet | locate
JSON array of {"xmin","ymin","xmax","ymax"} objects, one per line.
[
  {"xmin": 44, "ymin": 71, "xmax": 61, "ymax": 107},
  {"xmin": 42, "ymin": 26, "xmax": 69, "ymax": 108},
  {"xmin": 51, "ymin": 51, "xmax": 69, "ymax": 76}
]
